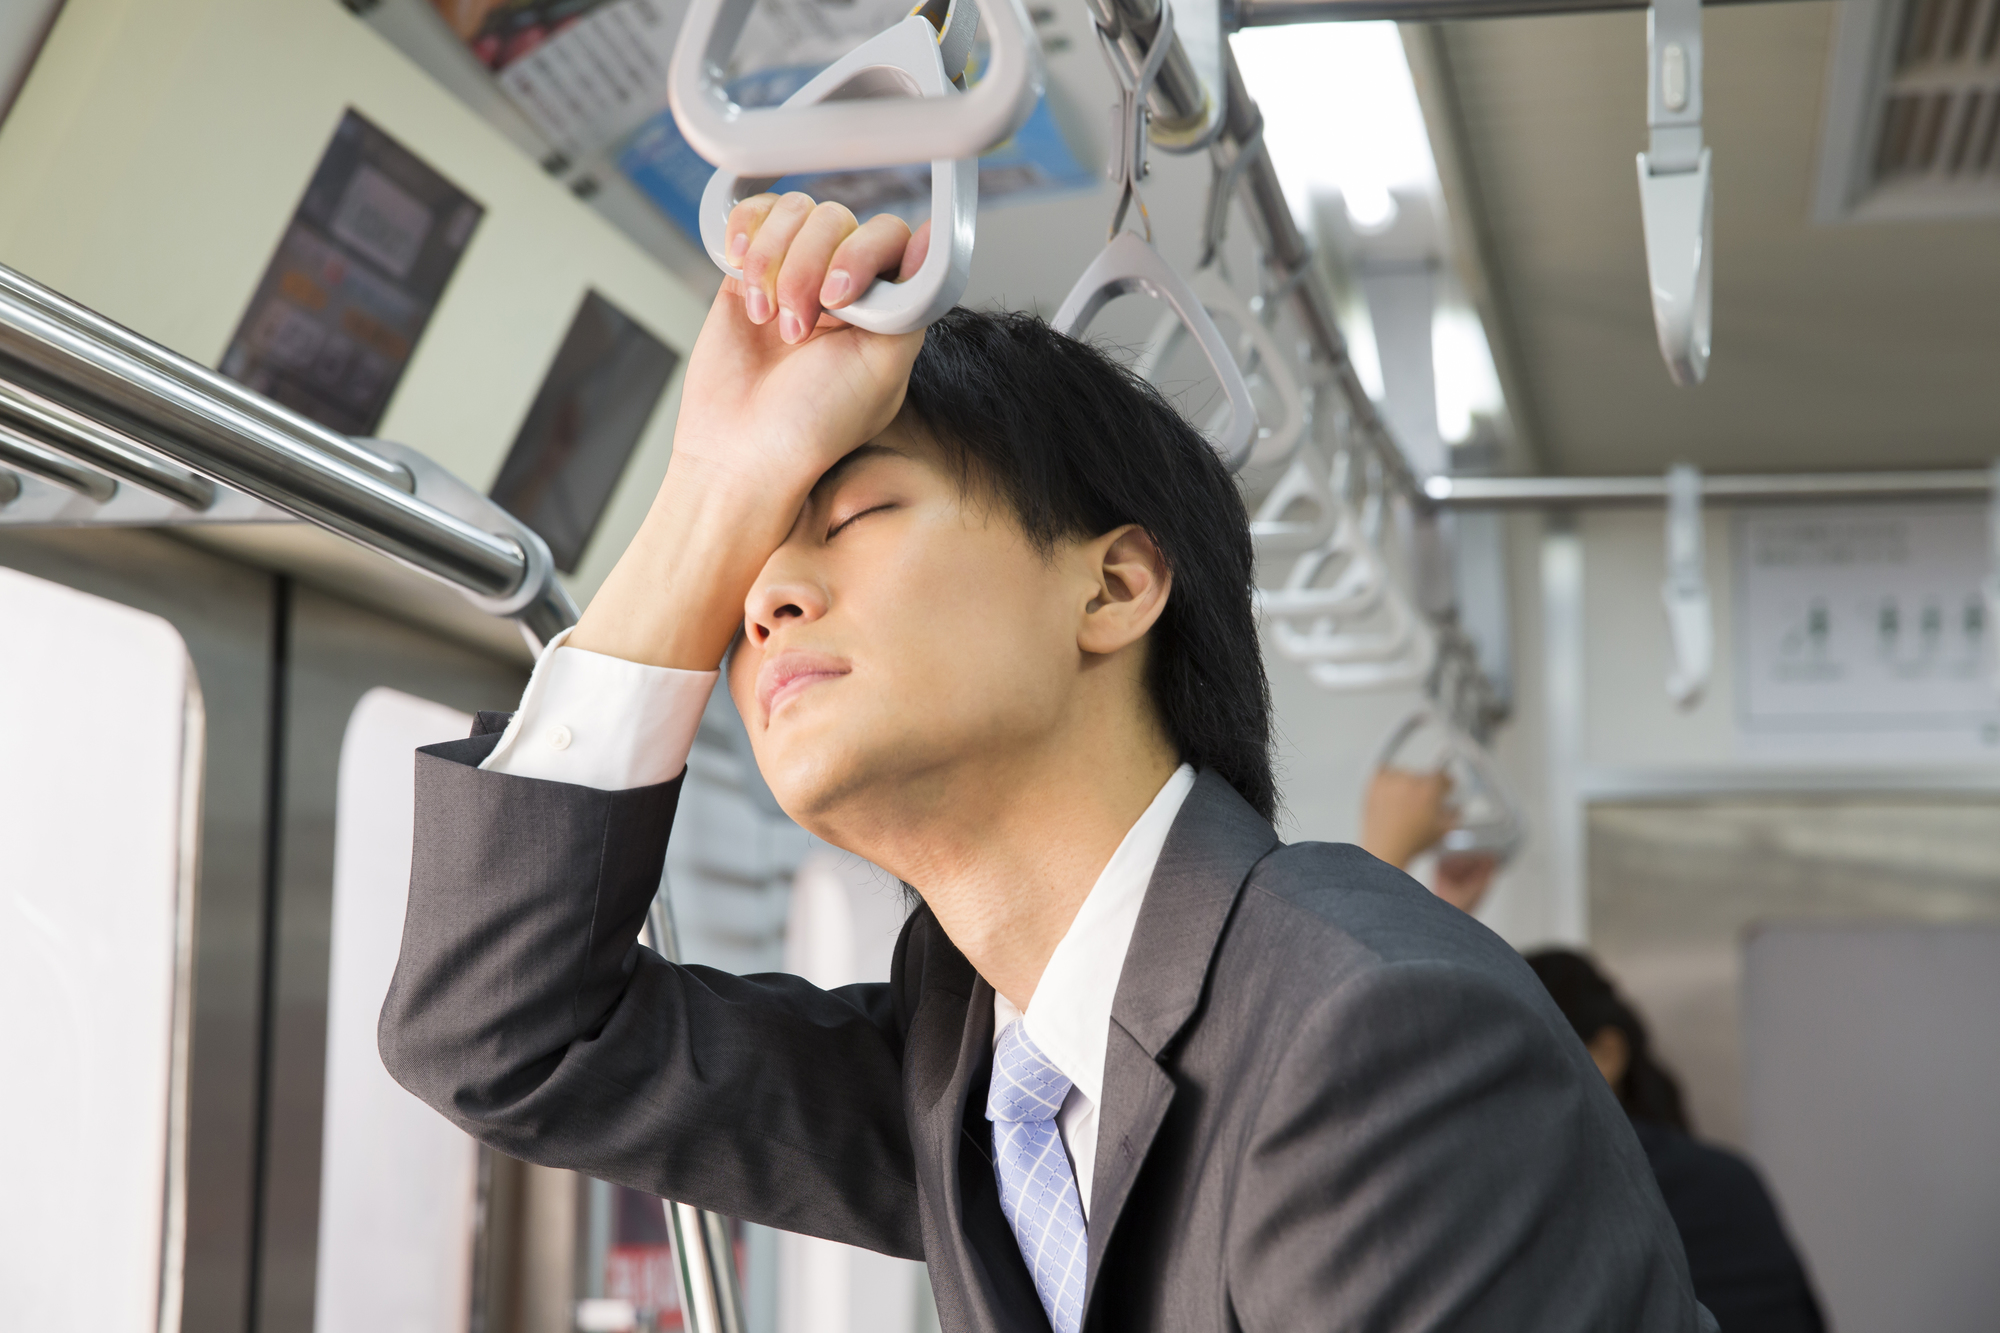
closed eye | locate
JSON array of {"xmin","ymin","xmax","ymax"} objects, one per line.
[{"xmin": 827, "ymin": 503, "xmax": 895, "ymax": 541}]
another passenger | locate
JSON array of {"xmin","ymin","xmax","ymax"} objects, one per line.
[
  {"xmin": 380, "ymin": 197, "xmax": 1710, "ymax": 1331},
  {"xmin": 1525, "ymin": 950, "xmax": 1828, "ymax": 1333},
  {"xmin": 1359, "ymin": 764, "xmax": 1500, "ymax": 912}
]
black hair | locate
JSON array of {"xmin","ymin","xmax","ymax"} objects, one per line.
[
  {"xmin": 1525, "ymin": 948, "xmax": 1690, "ymax": 1132},
  {"xmin": 899, "ymin": 307, "xmax": 1276, "ymax": 822}
]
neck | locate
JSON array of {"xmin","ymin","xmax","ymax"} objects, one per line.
[{"xmin": 820, "ymin": 707, "xmax": 1179, "ymax": 1012}]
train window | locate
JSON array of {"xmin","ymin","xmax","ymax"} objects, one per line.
[
  {"xmin": 316, "ymin": 687, "xmax": 481, "ymax": 1331},
  {"xmin": 0, "ymin": 566, "xmax": 200, "ymax": 1328}
]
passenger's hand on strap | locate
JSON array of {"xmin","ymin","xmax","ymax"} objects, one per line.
[
  {"xmin": 569, "ymin": 193, "xmax": 930, "ymax": 673},
  {"xmin": 1359, "ymin": 767, "xmax": 1456, "ymax": 871}
]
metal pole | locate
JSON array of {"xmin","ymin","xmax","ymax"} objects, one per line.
[
  {"xmin": 1231, "ymin": 0, "xmax": 1801, "ymax": 24},
  {"xmin": 0, "ymin": 266, "xmax": 528, "ymax": 599},
  {"xmin": 1091, "ymin": 0, "xmax": 1428, "ymax": 498},
  {"xmin": 1423, "ymin": 469, "xmax": 1997, "ymax": 508},
  {"xmin": 647, "ymin": 896, "xmax": 750, "ymax": 1333},
  {"xmin": 0, "ymin": 265, "xmax": 415, "ymax": 493}
]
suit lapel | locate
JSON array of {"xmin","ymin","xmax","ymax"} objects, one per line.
[
  {"xmin": 1083, "ymin": 771, "xmax": 1280, "ymax": 1318},
  {"xmin": 907, "ymin": 915, "xmax": 1049, "ymax": 1332}
]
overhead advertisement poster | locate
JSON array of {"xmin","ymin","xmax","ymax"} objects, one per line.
[
  {"xmin": 220, "ymin": 111, "xmax": 482, "ymax": 436},
  {"xmin": 1734, "ymin": 504, "xmax": 2000, "ymax": 760},
  {"xmin": 429, "ymin": 0, "xmax": 1090, "ymax": 240}
]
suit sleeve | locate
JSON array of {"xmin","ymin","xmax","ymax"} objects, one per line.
[
  {"xmin": 378, "ymin": 732, "xmax": 923, "ymax": 1259},
  {"xmin": 1226, "ymin": 958, "xmax": 1705, "ymax": 1332}
]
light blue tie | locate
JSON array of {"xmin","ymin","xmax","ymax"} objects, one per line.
[{"xmin": 986, "ymin": 1019, "xmax": 1089, "ymax": 1333}]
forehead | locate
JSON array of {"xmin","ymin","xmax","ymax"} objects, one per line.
[{"xmin": 809, "ymin": 421, "xmax": 953, "ymax": 501}]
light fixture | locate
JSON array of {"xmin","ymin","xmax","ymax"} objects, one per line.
[{"xmin": 1229, "ymin": 22, "xmax": 1437, "ymax": 233}]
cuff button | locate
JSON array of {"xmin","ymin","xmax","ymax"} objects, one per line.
[{"xmin": 548, "ymin": 724, "xmax": 573, "ymax": 751}]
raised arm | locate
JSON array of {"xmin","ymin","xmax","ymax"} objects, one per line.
[
  {"xmin": 379, "ymin": 195, "xmax": 939, "ymax": 1254},
  {"xmin": 380, "ymin": 729, "xmax": 926, "ymax": 1254}
]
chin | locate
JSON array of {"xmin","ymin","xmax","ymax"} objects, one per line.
[{"xmin": 752, "ymin": 729, "xmax": 870, "ymax": 831}]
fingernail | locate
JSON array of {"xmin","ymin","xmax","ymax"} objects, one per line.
[
  {"xmin": 779, "ymin": 309, "xmax": 803, "ymax": 343},
  {"xmin": 727, "ymin": 231, "xmax": 749, "ymax": 263},
  {"xmin": 821, "ymin": 270, "xmax": 851, "ymax": 306},
  {"xmin": 745, "ymin": 287, "xmax": 771, "ymax": 323}
]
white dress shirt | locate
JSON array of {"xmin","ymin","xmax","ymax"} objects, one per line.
[{"xmin": 482, "ymin": 638, "xmax": 1197, "ymax": 1219}]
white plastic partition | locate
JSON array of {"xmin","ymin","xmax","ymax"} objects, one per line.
[
  {"xmin": 698, "ymin": 17, "xmax": 978, "ymax": 334},
  {"xmin": 668, "ymin": 0, "xmax": 1043, "ymax": 175},
  {"xmin": 0, "ymin": 566, "xmax": 199, "ymax": 1332},
  {"xmin": 315, "ymin": 688, "xmax": 483, "ymax": 1333}
]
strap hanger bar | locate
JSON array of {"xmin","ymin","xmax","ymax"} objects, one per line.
[
  {"xmin": 667, "ymin": 0, "xmax": 1043, "ymax": 175},
  {"xmin": 1233, "ymin": 0, "xmax": 1789, "ymax": 26},
  {"xmin": 1424, "ymin": 470, "xmax": 2000, "ymax": 508}
]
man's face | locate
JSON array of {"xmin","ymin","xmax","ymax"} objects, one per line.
[{"xmin": 726, "ymin": 421, "xmax": 1092, "ymax": 837}]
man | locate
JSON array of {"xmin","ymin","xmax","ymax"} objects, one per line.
[{"xmin": 382, "ymin": 194, "xmax": 1708, "ymax": 1331}]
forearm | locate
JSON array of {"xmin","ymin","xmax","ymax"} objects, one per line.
[{"xmin": 379, "ymin": 739, "xmax": 925, "ymax": 1255}]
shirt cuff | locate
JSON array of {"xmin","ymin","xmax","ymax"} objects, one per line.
[{"xmin": 479, "ymin": 626, "xmax": 718, "ymax": 790}]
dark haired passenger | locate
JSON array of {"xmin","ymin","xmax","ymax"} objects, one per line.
[
  {"xmin": 1527, "ymin": 951, "xmax": 1828, "ymax": 1333},
  {"xmin": 381, "ymin": 198, "xmax": 1711, "ymax": 1331}
]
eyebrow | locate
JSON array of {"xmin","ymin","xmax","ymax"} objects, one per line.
[{"xmin": 809, "ymin": 443, "xmax": 903, "ymax": 501}]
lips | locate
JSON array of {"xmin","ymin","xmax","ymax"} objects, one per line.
[{"xmin": 756, "ymin": 651, "xmax": 851, "ymax": 722}]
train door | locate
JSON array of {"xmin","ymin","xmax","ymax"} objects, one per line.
[{"xmin": 0, "ymin": 525, "xmax": 529, "ymax": 1333}]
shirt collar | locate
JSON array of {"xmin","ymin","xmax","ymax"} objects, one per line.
[{"xmin": 990, "ymin": 763, "xmax": 1197, "ymax": 1108}]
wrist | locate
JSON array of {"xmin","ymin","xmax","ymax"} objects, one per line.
[{"xmin": 569, "ymin": 456, "xmax": 807, "ymax": 671}]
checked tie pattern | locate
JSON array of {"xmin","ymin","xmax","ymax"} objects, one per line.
[{"xmin": 987, "ymin": 1020, "xmax": 1088, "ymax": 1333}]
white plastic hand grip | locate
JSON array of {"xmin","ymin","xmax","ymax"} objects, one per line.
[
  {"xmin": 1374, "ymin": 708, "xmax": 1525, "ymax": 862},
  {"xmin": 1135, "ymin": 268, "xmax": 1305, "ymax": 470},
  {"xmin": 1661, "ymin": 463, "xmax": 1711, "ymax": 708},
  {"xmin": 699, "ymin": 18, "xmax": 976, "ymax": 335},
  {"xmin": 1257, "ymin": 520, "xmax": 1389, "ymax": 622},
  {"xmin": 1054, "ymin": 232, "xmax": 1258, "ymax": 471},
  {"xmin": 1638, "ymin": 0, "xmax": 1711, "ymax": 386},
  {"xmin": 669, "ymin": 0, "xmax": 1044, "ymax": 176},
  {"xmin": 1638, "ymin": 149, "xmax": 1713, "ymax": 387},
  {"xmin": 1249, "ymin": 451, "xmax": 1340, "ymax": 554},
  {"xmin": 1304, "ymin": 617, "xmax": 1437, "ymax": 691}
]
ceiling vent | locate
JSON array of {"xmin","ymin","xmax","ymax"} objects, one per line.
[{"xmin": 1814, "ymin": 0, "xmax": 2000, "ymax": 221}]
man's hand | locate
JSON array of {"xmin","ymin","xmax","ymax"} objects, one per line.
[
  {"xmin": 1358, "ymin": 767, "xmax": 1456, "ymax": 871},
  {"xmin": 567, "ymin": 194, "xmax": 930, "ymax": 671}
]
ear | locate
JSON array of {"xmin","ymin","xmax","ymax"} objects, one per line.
[{"xmin": 1077, "ymin": 525, "xmax": 1172, "ymax": 656}]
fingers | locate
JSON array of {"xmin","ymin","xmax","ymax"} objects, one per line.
[
  {"xmin": 735, "ymin": 192, "xmax": 819, "ymax": 329},
  {"xmin": 730, "ymin": 192, "xmax": 935, "ymax": 341},
  {"xmin": 820, "ymin": 214, "xmax": 916, "ymax": 310},
  {"xmin": 775, "ymin": 201, "xmax": 866, "ymax": 338},
  {"xmin": 723, "ymin": 194, "xmax": 780, "ymax": 267}
]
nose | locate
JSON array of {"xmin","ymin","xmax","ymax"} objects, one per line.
[{"xmin": 744, "ymin": 548, "xmax": 828, "ymax": 648}]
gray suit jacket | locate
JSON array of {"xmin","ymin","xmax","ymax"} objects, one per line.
[{"xmin": 382, "ymin": 731, "xmax": 1707, "ymax": 1332}]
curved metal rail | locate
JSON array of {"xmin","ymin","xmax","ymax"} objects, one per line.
[{"xmin": 0, "ymin": 263, "xmax": 579, "ymax": 639}]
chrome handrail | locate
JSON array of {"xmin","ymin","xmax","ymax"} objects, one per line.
[{"xmin": 0, "ymin": 264, "xmax": 530, "ymax": 604}]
